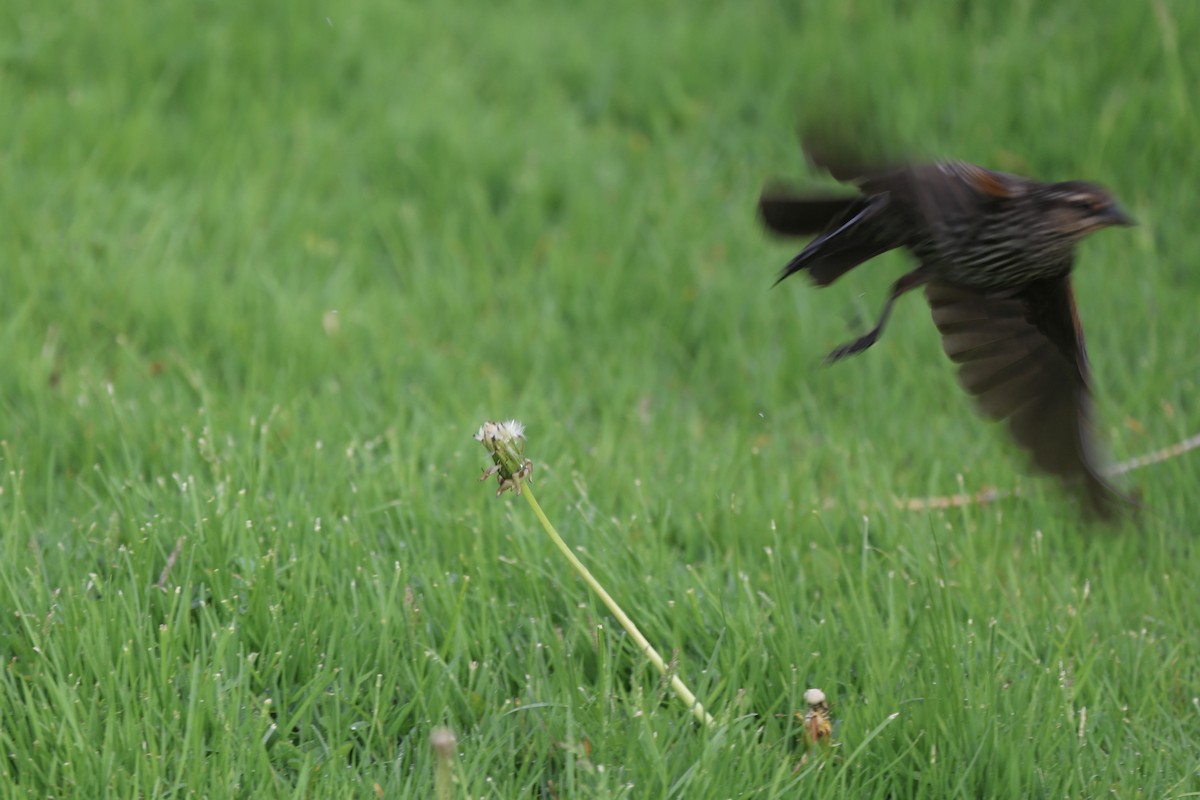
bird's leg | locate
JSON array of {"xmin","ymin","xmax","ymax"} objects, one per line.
[{"xmin": 825, "ymin": 267, "xmax": 930, "ymax": 363}]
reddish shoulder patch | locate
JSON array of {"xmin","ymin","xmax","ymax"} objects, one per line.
[{"xmin": 959, "ymin": 163, "xmax": 1012, "ymax": 198}]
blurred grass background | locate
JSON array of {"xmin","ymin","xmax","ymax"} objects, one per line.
[{"xmin": 1, "ymin": 0, "xmax": 1198, "ymax": 796}]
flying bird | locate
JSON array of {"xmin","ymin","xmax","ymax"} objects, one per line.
[{"xmin": 760, "ymin": 140, "xmax": 1135, "ymax": 518}]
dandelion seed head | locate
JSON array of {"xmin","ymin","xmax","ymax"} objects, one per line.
[
  {"xmin": 474, "ymin": 421, "xmax": 498, "ymax": 443},
  {"xmin": 475, "ymin": 420, "xmax": 533, "ymax": 495},
  {"xmin": 804, "ymin": 688, "xmax": 826, "ymax": 707},
  {"xmin": 474, "ymin": 419, "xmax": 525, "ymax": 448},
  {"xmin": 430, "ymin": 726, "xmax": 457, "ymax": 758}
]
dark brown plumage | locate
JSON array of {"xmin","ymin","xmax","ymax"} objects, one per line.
[{"xmin": 761, "ymin": 141, "xmax": 1135, "ymax": 518}]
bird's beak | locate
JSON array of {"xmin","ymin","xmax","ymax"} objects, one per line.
[{"xmin": 1101, "ymin": 203, "xmax": 1136, "ymax": 227}]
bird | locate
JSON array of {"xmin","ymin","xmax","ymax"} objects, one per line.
[{"xmin": 760, "ymin": 139, "xmax": 1135, "ymax": 518}]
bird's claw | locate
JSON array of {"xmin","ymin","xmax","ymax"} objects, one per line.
[{"xmin": 824, "ymin": 334, "xmax": 877, "ymax": 363}]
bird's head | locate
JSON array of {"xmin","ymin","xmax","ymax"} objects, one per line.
[{"xmin": 1042, "ymin": 181, "xmax": 1135, "ymax": 240}]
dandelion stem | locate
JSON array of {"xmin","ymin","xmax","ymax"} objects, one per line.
[
  {"xmin": 475, "ymin": 419, "xmax": 713, "ymax": 727},
  {"xmin": 518, "ymin": 485, "xmax": 714, "ymax": 727},
  {"xmin": 430, "ymin": 727, "xmax": 457, "ymax": 800}
]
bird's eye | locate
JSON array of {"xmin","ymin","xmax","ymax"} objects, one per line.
[{"xmin": 1070, "ymin": 196, "xmax": 1104, "ymax": 214}]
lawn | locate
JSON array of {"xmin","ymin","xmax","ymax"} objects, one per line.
[{"xmin": 2, "ymin": 0, "xmax": 1199, "ymax": 796}]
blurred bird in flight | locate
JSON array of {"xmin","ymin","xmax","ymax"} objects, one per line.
[{"xmin": 760, "ymin": 137, "xmax": 1135, "ymax": 518}]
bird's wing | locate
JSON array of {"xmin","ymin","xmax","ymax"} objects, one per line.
[
  {"xmin": 799, "ymin": 134, "xmax": 1018, "ymax": 204},
  {"xmin": 800, "ymin": 137, "xmax": 901, "ymax": 183},
  {"xmin": 873, "ymin": 162, "xmax": 1021, "ymax": 228},
  {"xmin": 924, "ymin": 277, "xmax": 1126, "ymax": 518},
  {"xmin": 796, "ymin": 137, "xmax": 1020, "ymax": 227}
]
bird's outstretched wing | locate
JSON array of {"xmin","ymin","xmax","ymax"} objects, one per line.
[
  {"xmin": 799, "ymin": 139, "xmax": 1023, "ymax": 234},
  {"xmin": 924, "ymin": 277, "xmax": 1128, "ymax": 518}
]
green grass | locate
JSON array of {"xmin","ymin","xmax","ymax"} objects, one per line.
[{"xmin": 2, "ymin": 0, "xmax": 1199, "ymax": 796}]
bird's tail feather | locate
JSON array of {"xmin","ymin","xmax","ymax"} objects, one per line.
[
  {"xmin": 758, "ymin": 193, "xmax": 855, "ymax": 236},
  {"xmin": 763, "ymin": 193, "xmax": 900, "ymax": 286}
]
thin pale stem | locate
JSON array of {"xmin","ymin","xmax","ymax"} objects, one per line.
[
  {"xmin": 519, "ymin": 485, "xmax": 714, "ymax": 727},
  {"xmin": 897, "ymin": 429, "xmax": 1200, "ymax": 512}
]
